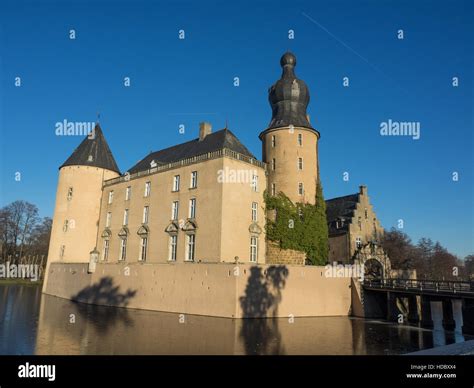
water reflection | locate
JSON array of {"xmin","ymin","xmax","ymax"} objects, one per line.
[{"xmin": 0, "ymin": 285, "xmax": 472, "ymax": 355}]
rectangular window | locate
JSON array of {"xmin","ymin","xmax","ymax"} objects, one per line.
[
  {"xmin": 271, "ymin": 183, "xmax": 276, "ymax": 196},
  {"xmin": 189, "ymin": 198, "xmax": 196, "ymax": 219},
  {"xmin": 123, "ymin": 209, "xmax": 129, "ymax": 226},
  {"xmin": 106, "ymin": 212, "xmax": 112, "ymax": 227},
  {"xmin": 298, "ymin": 133, "xmax": 303, "ymax": 146},
  {"xmin": 102, "ymin": 239, "xmax": 109, "ymax": 261},
  {"xmin": 120, "ymin": 238, "xmax": 127, "ymax": 261},
  {"xmin": 59, "ymin": 245, "xmax": 65, "ymax": 260},
  {"xmin": 108, "ymin": 191, "xmax": 114, "ymax": 204},
  {"xmin": 139, "ymin": 237, "xmax": 148, "ymax": 262},
  {"xmin": 172, "ymin": 201, "xmax": 179, "ymax": 220},
  {"xmin": 272, "ymin": 158, "xmax": 276, "ymax": 171},
  {"xmin": 143, "ymin": 206, "xmax": 149, "ymax": 224},
  {"xmin": 144, "ymin": 182, "xmax": 151, "ymax": 197},
  {"xmin": 356, "ymin": 237, "xmax": 362, "ymax": 249},
  {"xmin": 298, "ymin": 182, "xmax": 304, "ymax": 195},
  {"xmin": 190, "ymin": 171, "xmax": 198, "ymax": 188},
  {"xmin": 63, "ymin": 219, "xmax": 69, "ymax": 232},
  {"xmin": 186, "ymin": 234, "xmax": 195, "ymax": 262},
  {"xmin": 298, "ymin": 157, "xmax": 303, "ymax": 170},
  {"xmin": 251, "ymin": 174, "xmax": 258, "ymax": 192},
  {"xmin": 250, "ymin": 237, "xmax": 258, "ymax": 263},
  {"xmin": 125, "ymin": 186, "xmax": 131, "ymax": 201},
  {"xmin": 173, "ymin": 175, "xmax": 180, "ymax": 192},
  {"xmin": 251, "ymin": 202, "xmax": 258, "ymax": 222},
  {"xmin": 169, "ymin": 235, "xmax": 177, "ymax": 261},
  {"xmin": 271, "ymin": 135, "xmax": 276, "ymax": 147},
  {"xmin": 67, "ymin": 187, "xmax": 73, "ymax": 201}
]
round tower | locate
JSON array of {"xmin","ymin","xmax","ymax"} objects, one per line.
[
  {"xmin": 43, "ymin": 124, "xmax": 120, "ymax": 291},
  {"xmin": 259, "ymin": 52, "xmax": 320, "ymax": 204}
]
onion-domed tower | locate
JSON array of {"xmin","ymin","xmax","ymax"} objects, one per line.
[{"xmin": 259, "ymin": 52, "xmax": 320, "ymax": 204}]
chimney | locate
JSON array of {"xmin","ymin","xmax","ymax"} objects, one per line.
[
  {"xmin": 359, "ymin": 185, "xmax": 367, "ymax": 196},
  {"xmin": 199, "ymin": 122, "xmax": 212, "ymax": 141}
]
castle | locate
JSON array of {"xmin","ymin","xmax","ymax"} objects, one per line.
[{"xmin": 42, "ymin": 52, "xmax": 387, "ymax": 318}]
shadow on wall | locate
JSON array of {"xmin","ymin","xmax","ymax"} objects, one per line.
[
  {"xmin": 239, "ymin": 265, "xmax": 289, "ymax": 355},
  {"xmin": 71, "ymin": 276, "xmax": 137, "ymax": 307}
]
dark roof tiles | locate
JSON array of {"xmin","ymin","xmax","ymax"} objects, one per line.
[
  {"xmin": 127, "ymin": 128, "xmax": 255, "ymax": 174},
  {"xmin": 325, "ymin": 193, "xmax": 359, "ymax": 235},
  {"xmin": 60, "ymin": 124, "xmax": 120, "ymax": 174}
]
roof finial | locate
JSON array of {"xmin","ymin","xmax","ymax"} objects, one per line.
[
  {"xmin": 96, "ymin": 111, "xmax": 101, "ymax": 124},
  {"xmin": 225, "ymin": 118, "xmax": 228, "ymax": 129}
]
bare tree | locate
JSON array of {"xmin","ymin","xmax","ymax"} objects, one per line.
[{"xmin": 0, "ymin": 201, "xmax": 42, "ymax": 263}]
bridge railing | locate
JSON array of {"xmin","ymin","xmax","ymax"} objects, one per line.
[{"xmin": 363, "ymin": 278, "xmax": 474, "ymax": 294}]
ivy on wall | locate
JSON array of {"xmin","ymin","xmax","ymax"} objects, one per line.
[{"xmin": 264, "ymin": 180, "xmax": 329, "ymax": 265}]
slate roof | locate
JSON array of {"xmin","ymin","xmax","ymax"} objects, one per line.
[
  {"xmin": 325, "ymin": 193, "xmax": 359, "ymax": 235},
  {"xmin": 60, "ymin": 124, "xmax": 120, "ymax": 174},
  {"xmin": 127, "ymin": 128, "xmax": 256, "ymax": 174}
]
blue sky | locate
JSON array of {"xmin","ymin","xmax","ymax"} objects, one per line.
[{"xmin": 0, "ymin": 0, "xmax": 472, "ymax": 257}]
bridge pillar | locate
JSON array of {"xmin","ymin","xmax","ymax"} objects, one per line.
[
  {"xmin": 420, "ymin": 296, "xmax": 433, "ymax": 329},
  {"xmin": 462, "ymin": 298, "xmax": 474, "ymax": 336},
  {"xmin": 407, "ymin": 295, "xmax": 419, "ymax": 324},
  {"xmin": 441, "ymin": 299, "xmax": 456, "ymax": 331},
  {"xmin": 387, "ymin": 292, "xmax": 399, "ymax": 322}
]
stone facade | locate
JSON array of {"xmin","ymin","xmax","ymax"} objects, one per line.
[
  {"xmin": 326, "ymin": 185, "xmax": 385, "ymax": 264},
  {"xmin": 260, "ymin": 126, "xmax": 319, "ymax": 205},
  {"xmin": 43, "ymin": 262, "xmax": 351, "ymax": 318}
]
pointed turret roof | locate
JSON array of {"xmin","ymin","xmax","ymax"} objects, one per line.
[{"xmin": 60, "ymin": 123, "xmax": 120, "ymax": 173}]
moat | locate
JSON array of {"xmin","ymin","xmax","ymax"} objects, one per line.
[{"xmin": 0, "ymin": 284, "xmax": 471, "ymax": 355}]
